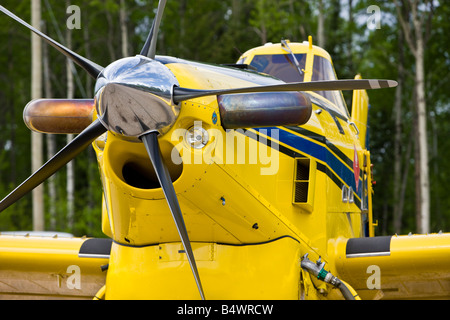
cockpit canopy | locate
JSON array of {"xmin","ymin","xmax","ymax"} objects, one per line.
[{"xmin": 237, "ymin": 41, "xmax": 349, "ymax": 117}]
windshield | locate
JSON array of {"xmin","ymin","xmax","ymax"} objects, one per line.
[
  {"xmin": 249, "ymin": 54, "xmax": 306, "ymax": 83},
  {"xmin": 311, "ymin": 55, "xmax": 348, "ymax": 116},
  {"xmin": 248, "ymin": 53, "xmax": 348, "ymax": 116}
]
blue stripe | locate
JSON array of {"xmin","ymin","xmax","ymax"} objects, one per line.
[{"xmin": 254, "ymin": 127, "xmax": 362, "ymax": 199}]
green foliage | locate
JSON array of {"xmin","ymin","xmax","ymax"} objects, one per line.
[{"xmin": 0, "ymin": 0, "xmax": 448, "ymax": 236}]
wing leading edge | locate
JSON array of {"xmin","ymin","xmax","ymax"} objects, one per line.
[
  {"xmin": 335, "ymin": 233, "xmax": 450, "ymax": 300},
  {"xmin": 0, "ymin": 234, "xmax": 110, "ymax": 299}
]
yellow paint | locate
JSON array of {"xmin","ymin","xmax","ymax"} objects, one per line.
[
  {"xmin": 334, "ymin": 233, "xmax": 450, "ymax": 300},
  {"xmin": 351, "ymin": 74, "xmax": 370, "ymax": 149},
  {"xmin": 105, "ymin": 237, "xmax": 302, "ymax": 300},
  {"xmin": 0, "ymin": 235, "xmax": 108, "ymax": 299}
]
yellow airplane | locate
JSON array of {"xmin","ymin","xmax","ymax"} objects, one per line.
[{"xmin": 0, "ymin": 1, "xmax": 449, "ymax": 301}]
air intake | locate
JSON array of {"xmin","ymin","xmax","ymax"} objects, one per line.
[{"xmin": 293, "ymin": 157, "xmax": 316, "ymax": 212}]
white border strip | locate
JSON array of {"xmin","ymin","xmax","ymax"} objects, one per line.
[
  {"xmin": 346, "ymin": 251, "xmax": 390, "ymax": 258},
  {"xmin": 78, "ymin": 253, "xmax": 110, "ymax": 259}
]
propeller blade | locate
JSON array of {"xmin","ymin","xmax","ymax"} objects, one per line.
[
  {"xmin": 0, "ymin": 119, "xmax": 106, "ymax": 212},
  {"xmin": 173, "ymin": 79, "xmax": 398, "ymax": 104},
  {"xmin": 141, "ymin": 131, "xmax": 205, "ymax": 300},
  {"xmin": 140, "ymin": 0, "xmax": 167, "ymax": 59},
  {"xmin": 0, "ymin": 5, "xmax": 103, "ymax": 79}
]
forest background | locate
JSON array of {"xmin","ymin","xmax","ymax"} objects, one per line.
[{"xmin": 0, "ymin": 0, "xmax": 448, "ymax": 238}]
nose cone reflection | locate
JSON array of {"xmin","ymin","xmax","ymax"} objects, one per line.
[{"xmin": 95, "ymin": 55, "xmax": 180, "ymax": 139}]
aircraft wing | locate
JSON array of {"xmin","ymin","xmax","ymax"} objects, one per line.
[
  {"xmin": 335, "ymin": 233, "xmax": 450, "ymax": 300},
  {"xmin": 0, "ymin": 234, "xmax": 110, "ymax": 299}
]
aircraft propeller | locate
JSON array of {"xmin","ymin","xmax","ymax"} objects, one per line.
[
  {"xmin": 0, "ymin": 1, "xmax": 397, "ymax": 301},
  {"xmin": 0, "ymin": 119, "xmax": 106, "ymax": 213},
  {"xmin": 140, "ymin": 0, "xmax": 166, "ymax": 59},
  {"xmin": 141, "ymin": 131, "xmax": 205, "ymax": 300},
  {"xmin": 0, "ymin": 5, "xmax": 102, "ymax": 79},
  {"xmin": 172, "ymin": 79, "xmax": 397, "ymax": 104}
]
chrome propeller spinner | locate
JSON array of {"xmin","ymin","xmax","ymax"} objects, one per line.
[{"xmin": 95, "ymin": 56, "xmax": 180, "ymax": 139}]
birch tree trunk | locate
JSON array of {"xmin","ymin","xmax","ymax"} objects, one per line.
[
  {"xmin": 120, "ymin": 0, "xmax": 129, "ymax": 58},
  {"xmin": 31, "ymin": 0, "xmax": 44, "ymax": 231},
  {"xmin": 395, "ymin": 0, "xmax": 431, "ymax": 234},
  {"xmin": 415, "ymin": 33, "xmax": 429, "ymax": 234}
]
